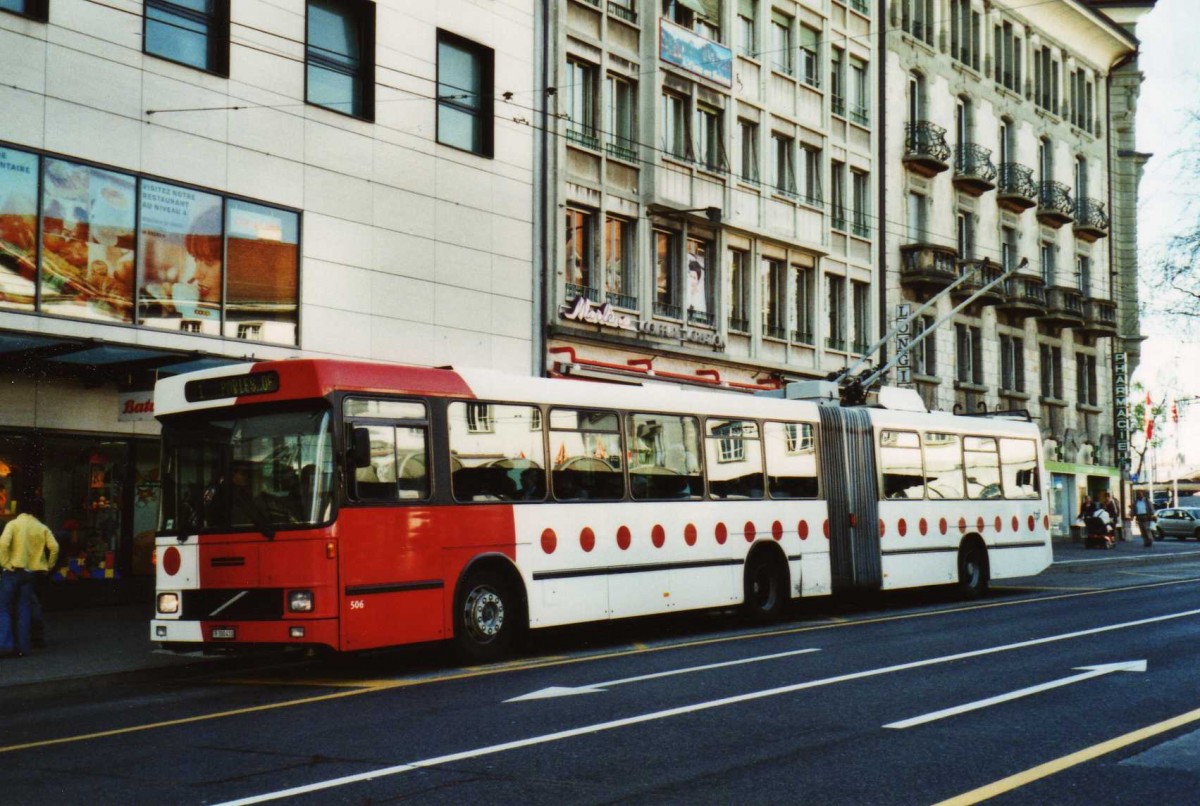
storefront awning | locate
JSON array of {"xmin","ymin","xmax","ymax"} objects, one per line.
[{"xmin": 0, "ymin": 331, "xmax": 250, "ymax": 379}]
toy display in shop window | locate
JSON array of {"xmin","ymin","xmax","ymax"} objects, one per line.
[{"xmin": 51, "ymin": 453, "xmax": 122, "ymax": 582}]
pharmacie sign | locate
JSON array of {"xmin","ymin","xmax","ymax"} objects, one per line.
[
  {"xmin": 1113, "ymin": 352, "xmax": 1130, "ymax": 475},
  {"xmin": 118, "ymin": 391, "xmax": 155, "ymax": 422},
  {"xmin": 560, "ymin": 296, "xmax": 724, "ymax": 349}
]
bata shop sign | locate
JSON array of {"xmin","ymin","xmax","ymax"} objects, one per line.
[
  {"xmin": 118, "ymin": 391, "xmax": 155, "ymax": 422},
  {"xmin": 560, "ymin": 296, "xmax": 724, "ymax": 349}
]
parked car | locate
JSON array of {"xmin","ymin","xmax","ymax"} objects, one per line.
[{"xmin": 1152, "ymin": 507, "xmax": 1200, "ymax": 541}]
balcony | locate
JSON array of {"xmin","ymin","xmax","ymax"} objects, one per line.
[
  {"xmin": 995, "ymin": 274, "xmax": 1047, "ymax": 320},
  {"xmin": 997, "ymin": 163, "xmax": 1038, "ymax": 212},
  {"xmin": 899, "ymin": 243, "xmax": 958, "ymax": 294},
  {"xmin": 1040, "ymin": 285, "xmax": 1085, "ymax": 328},
  {"xmin": 1036, "ymin": 181, "xmax": 1075, "ymax": 228},
  {"xmin": 1073, "ymin": 198, "xmax": 1110, "ymax": 243},
  {"xmin": 951, "ymin": 259, "xmax": 1004, "ymax": 306},
  {"xmin": 903, "ymin": 122, "xmax": 951, "ymax": 177},
  {"xmin": 952, "ymin": 144, "xmax": 997, "ymax": 196},
  {"xmin": 1079, "ymin": 298, "xmax": 1118, "ymax": 338}
]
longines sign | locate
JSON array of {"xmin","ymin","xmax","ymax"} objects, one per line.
[{"xmin": 560, "ymin": 296, "xmax": 725, "ymax": 349}]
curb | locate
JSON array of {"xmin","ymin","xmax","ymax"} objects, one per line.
[{"xmin": 1052, "ymin": 547, "xmax": 1200, "ymax": 571}]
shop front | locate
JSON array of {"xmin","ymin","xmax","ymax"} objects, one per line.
[{"xmin": 1046, "ymin": 460, "xmax": 1121, "ymax": 542}]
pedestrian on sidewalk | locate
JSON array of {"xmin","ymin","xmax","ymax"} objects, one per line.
[
  {"xmin": 0, "ymin": 498, "xmax": 59, "ymax": 658},
  {"xmin": 1100, "ymin": 491, "xmax": 1124, "ymax": 541},
  {"xmin": 1132, "ymin": 491, "xmax": 1156, "ymax": 548}
]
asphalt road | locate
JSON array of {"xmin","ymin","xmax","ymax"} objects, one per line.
[{"xmin": 6, "ymin": 558, "xmax": 1200, "ymax": 805}]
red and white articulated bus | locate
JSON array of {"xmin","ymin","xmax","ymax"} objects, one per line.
[{"xmin": 150, "ymin": 359, "xmax": 1052, "ymax": 660}]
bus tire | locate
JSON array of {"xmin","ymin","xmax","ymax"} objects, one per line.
[
  {"xmin": 743, "ymin": 549, "xmax": 788, "ymax": 622},
  {"xmin": 957, "ymin": 540, "xmax": 989, "ymax": 599},
  {"xmin": 454, "ymin": 568, "xmax": 522, "ymax": 663}
]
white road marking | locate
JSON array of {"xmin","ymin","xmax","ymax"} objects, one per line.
[
  {"xmin": 505, "ymin": 647, "xmax": 822, "ymax": 701},
  {"xmin": 883, "ymin": 660, "xmax": 1148, "ymax": 729},
  {"xmin": 215, "ymin": 608, "xmax": 1200, "ymax": 806}
]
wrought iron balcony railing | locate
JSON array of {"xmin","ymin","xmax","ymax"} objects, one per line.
[
  {"xmin": 903, "ymin": 121, "xmax": 951, "ymax": 177},
  {"xmin": 687, "ymin": 307, "xmax": 715, "ymax": 327},
  {"xmin": 997, "ymin": 162, "xmax": 1037, "ymax": 210},
  {"xmin": 1036, "ymin": 180, "xmax": 1075, "ymax": 226},
  {"xmin": 1073, "ymin": 197, "xmax": 1110, "ymax": 241},
  {"xmin": 953, "ymin": 143, "xmax": 997, "ymax": 194},
  {"xmin": 654, "ymin": 301, "xmax": 682, "ymax": 319}
]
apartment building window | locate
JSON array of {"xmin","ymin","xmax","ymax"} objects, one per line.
[
  {"xmin": 770, "ymin": 11, "xmax": 793, "ymax": 75},
  {"xmin": 793, "ymin": 261, "xmax": 814, "ymax": 344},
  {"xmin": 911, "ymin": 314, "xmax": 936, "ymax": 375},
  {"xmin": 1039, "ymin": 241, "xmax": 1055, "ymax": 285},
  {"xmin": 831, "ymin": 47, "xmax": 845, "ymax": 116},
  {"xmin": 728, "ymin": 249, "xmax": 750, "ymax": 332},
  {"xmin": 800, "ymin": 145, "xmax": 822, "ymax": 206},
  {"xmin": 761, "ymin": 257, "xmax": 787, "ymax": 339},
  {"xmin": 1076, "ymin": 352, "xmax": 1098, "ymax": 407},
  {"xmin": 737, "ymin": 0, "xmax": 756, "ymax": 56},
  {"xmin": 662, "ymin": 92, "xmax": 691, "ymax": 160},
  {"xmin": 827, "ymin": 274, "xmax": 846, "ymax": 351},
  {"xmin": 1076, "ymin": 254, "xmax": 1091, "ymax": 294},
  {"xmin": 799, "ymin": 26, "xmax": 820, "ymax": 87},
  {"xmin": 900, "ymin": 0, "xmax": 933, "ymax": 45},
  {"xmin": 907, "ymin": 71, "xmax": 925, "ymax": 123},
  {"xmin": 851, "ymin": 170, "xmax": 870, "ymax": 238},
  {"xmin": 0, "ymin": 0, "xmax": 47, "ymax": 21},
  {"xmin": 1068, "ymin": 69, "xmax": 1094, "ymax": 131},
  {"xmin": 738, "ymin": 119, "xmax": 759, "ymax": 183},
  {"xmin": 1040, "ymin": 343, "xmax": 1063, "ymax": 399},
  {"xmin": 993, "ymin": 21, "xmax": 1022, "ymax": 93},
  {"xmin": 606, "ymin": 75, "xmax": 637, "ymax": 160},
  {"xmin": 1038, "ymin": 136, "xmax": 1053, "ymax": 182},
  {"xmin": 956, "ymin": 212, "xmax": 974, "ymax": 259},
  {"xmin": 956, "ymin": 323, "xmax": 983, "ymax": 385},
  {"xmin": 306, "ymin": 0, "xmax": 375, "ymax": 119},
  {"xmin": 907, "ymin": 191, "xmax": 927, "ymax": 242},
  {"xmin": 605, "ymin": 216, "xmax": 636, "ymax": 309},
  {"xmin": 1034, "ymin": 47, "xmax": 1060, "ymax": 115},
  {"xmin": 695, "ymin": 105, "xmax": 726, "ymax": 172},
  {"xmin": 437, "ymin": 32, "xmax": 494, "ymax": 156},
  {"xmin": 565, "ymin": 59, "xmax": 599, "ymax": 150},
  {"xmin": 1000, "ymin": 334, "xmax": 1025, "ymax": 392},
  {"xmin": 831, "ymin": 161, "xmax": 847, "ymax": 231},
  {"xmin": 771, "ymin": 134, "xmax": 797, "ymax": 197},
  {"xmin": 950, "ymin": 0, "xmax": 981, "ymax": 71},
  {"xmin": 655, "ymin": 230, "xmax": 681, "ymax": 318},
  {"xmin": 145, "ymin": 0, "xmax": 230, "ymax": 74},
  {"xmin": 851, "ymin": 281, "xmax": 870, "ymax": 354},
  {"xmin": 1074, "ymin": 155, "xmax": 1089, "ymax": 204},
  {"xmin": 686, "ymin": 238, "xmax": 715, "ymax": 325},
  {"xmin": 1001, "ymin": 226, "xmax": 1018, "ymax": 272},
  {"xmin": 565, "ymin": 208, "xmax": 596, "ymax": 300},
  {"xmin": 848, "ymin": 57, "xmax": 869, "ymax": 125}
]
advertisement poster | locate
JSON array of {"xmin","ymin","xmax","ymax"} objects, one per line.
[
  {"xmin": 224, "ymin": 200, "xmax": 299, "ymax": 345},
  {"xmin": 686, "ymin": 240, "xmax": 707, "ymax": 316},
  {"xmin": 138, "ymin": 180, "xmax": 223, "ymax": 334},
  {"xmin": 40, "ymin": 159, "xmax": 136, "ymax": 323},
  {"xmin": 0, "ymin": 146, "xmax": 38, "ymax": 311}
]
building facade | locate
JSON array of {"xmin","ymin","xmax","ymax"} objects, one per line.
[
  {"xmin": 0, "ymin": 0, "xmax": 536, "ymax": 597},
  {"xmin": 884, "ymin": 0, "xmax": 1148, "ymax": 538},
  {"xmin": 544, "ymin": 0, "xmax": 879, "ymax": 390}
]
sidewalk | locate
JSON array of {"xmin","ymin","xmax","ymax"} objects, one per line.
[{"xmin": 4, "ymin": 539, "xmax": 1200, "ymax": 696}]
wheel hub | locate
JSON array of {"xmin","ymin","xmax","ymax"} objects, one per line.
[{"xmin": 465, "ymin": 588, "xmax": 504, "ymax": 640}]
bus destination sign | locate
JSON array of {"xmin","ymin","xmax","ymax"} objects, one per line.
[{"xmin": 184, "ymin": 371, "xmax": 280, "ymax": 403}]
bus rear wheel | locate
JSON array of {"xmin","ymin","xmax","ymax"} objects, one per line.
[
  {"xmin": 455, "ymin": 570, "xmax": 521, "ymax": 663},
  {"xmin": 957, "ymin": 541, "xmax": 990, "ymax": 599},
  {"xmin": 743, "ymin": 551, "xmax": 788, "ymax": 622}
]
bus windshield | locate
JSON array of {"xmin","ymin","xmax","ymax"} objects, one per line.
[{"xmin": 160, "ymin": 406, "xmax": 335, "ymax": 536}]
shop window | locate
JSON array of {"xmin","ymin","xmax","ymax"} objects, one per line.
[
  {"xmin": 0, "ymin": 145, "xmax": 39, "ymax": 312},
  {"xmin": 565, "ymin": 208, "xmax": 595, "ymax": 300},
  {"xmin": 223, "ymin": 200, "xmax": 300, "ymax": 346},
  {"xmin": 686, "ymin": 237, "xmax": 714, "ymax": 327},
  {"xmin": 144, "ymin": 0, "xmax": 231, "ymax": 75},
  {"xmin": 138, "ymin": 181, "xmax": 224, "ymax": 335},
  {"xmin": 42, "ymin": 438, "xmax": 131, "ymax": 581},
  {"xmin": 306, "ymin": 0, "xmax": 375, "ymax": 120},
  {"xmin": 437, "ymin": 31, "xmax": 494, "ymax": 157}
]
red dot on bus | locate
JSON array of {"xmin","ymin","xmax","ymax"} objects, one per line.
[
  {"xmin": 958, "ymin": 517, "xmax": 967, "ymax": 534},
  {"xmin": 652, "ymin": 524, "xmax": 666, "ymax": 548},
  {"xmin": 898, "ymin": 519, "xmax": 907, "ymax": 537},
  {"xmin": 1028, "ymin": 515, "xmax": 1036, "ymax": 531},
  {"xmin": 772, "ymin": 521, "xmax": 783, "ymax": 541},
  {"xmin": 1012, "ymin": 516, "xmax": 1020, "ymax": 533},
  {"xmin": 715, "ymin": 522, "xmax": 728, "ymax": 545},
  {"xmin": 919, "ymin": 518, "xmax": 928, "ymax": 536},
  {"xmin": 541, "ymin": 528, "xmax": 557, "ymax": 554},
  {"xmin": 823, "ymin": 519, "xmax": 830, "ymax": 539},
  {"xmin": 976, "ymin": 517, "xmax": 985, "ymax": 533},
  {"xmin": 162, "ymin": 546, "xmax": 181, "ymax": 576},
  {"xmin": 684, "ymin": 523, "xmax": 697, "ymax": 546},
  {"xmin": 580, "ymin": 527, "xmax": 595, "ymax": 553},
  {"xmin": 995, "ymin": 516, "xmax": 1003, "ymax": 533},
  {"xmin": 617, "ymin": 526, "xmax": 631, "ymax": 551},
  {"xmin": 879, "ymin": 519, "xmax": 886, "ymax": 538},
  {"xmin": 1043, "ymin": 514, "xmax": 1050, "ymax": 530},
  {"xmin": 939, "ymin": 517, "xmax": 947, "ymax": 535},
  {"xmin": 744, "ymin": 522, "xmax": 756, "ymax": 542},
  {"xmin": 798, "ymin": 520, "xmax": 809, "ymax": 540}
]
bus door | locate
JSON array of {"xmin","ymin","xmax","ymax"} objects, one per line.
[{"xmin": 817, "ymin": 406, "xmax": 882, "ymax": 592}]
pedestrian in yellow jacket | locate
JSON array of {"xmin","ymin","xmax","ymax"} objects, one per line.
[{"xmin": 0, "ymin": 499, "xmax": 59, "ymax": 657}]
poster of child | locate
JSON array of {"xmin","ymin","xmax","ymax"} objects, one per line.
[{"xmin": 138, "ymin": 181, "xmax": 223, "ymax": 333}]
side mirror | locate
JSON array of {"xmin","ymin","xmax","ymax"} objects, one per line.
[{"xmin": 350, "ymin": 427, "xmax": 372, "ymax": 468}]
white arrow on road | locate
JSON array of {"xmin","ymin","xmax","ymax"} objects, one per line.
[
  {"xmin": 883, "ymin": 659, "xmax": 1148, "ymax": 729},
  {"xmin": 506, "ymin": 647, "xmax": 821, "ymax": 702}
]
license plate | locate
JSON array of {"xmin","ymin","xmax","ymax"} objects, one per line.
[{"xmin": 211, "ymin": 627, "xmax": 236, "ymax": 640}]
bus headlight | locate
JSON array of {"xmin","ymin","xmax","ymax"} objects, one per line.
[
  {"xmin": 288, "ymin": 590, "xmax": 314, "ymax": 612},
  {"xmin": 157, "ymin": 592, "xmax": 180, "ymax": 615}
]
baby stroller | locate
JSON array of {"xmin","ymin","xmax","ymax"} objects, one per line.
[{"xmin": 1084, "ymin": 508, "xmax": 1114, "ymax": 549}]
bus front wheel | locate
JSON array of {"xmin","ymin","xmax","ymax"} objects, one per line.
[
  {"xmin": 455, "ymin": 570, "xmax": 520, "ymax": 662},
  {"xmin": 957, "ymin": 541, "xmax": 990, "ymax": 599}
]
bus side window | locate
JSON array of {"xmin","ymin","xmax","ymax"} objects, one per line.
[
  {"xmin": 351, "ymin": 424, "xmax": 401, "ymax": 503},
  {"xmin": 549, "ymin": 408, "xmax": 624, "ymax": 501},
  {"xmin": 705, "ymin": 419, "xmax": 764, "ymax": 500},
  {"xmin": 964, "ymin": 436, "xmax": 1002, "ymax": 499},
  {"xmin": 763, "ymin": 422, "xmax": 819, "ymax": 499},
  {"xmin": 923, "ymin": 433, "xmax": 965, "ymax": 499},
  {"xmin": 448, "ymin": 403, "xmax": 546, "ymax": 502},
  {"xmin": 627, "ymin": 412, "xmax": 703, "ymax": 501},
  {"xmin": 1000, "ymin": 438, "xmax": 1041, "ymax": 499},
  {"xmin": 878, "ymin": 429, "xmax": 923, "ymax": 499}
]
